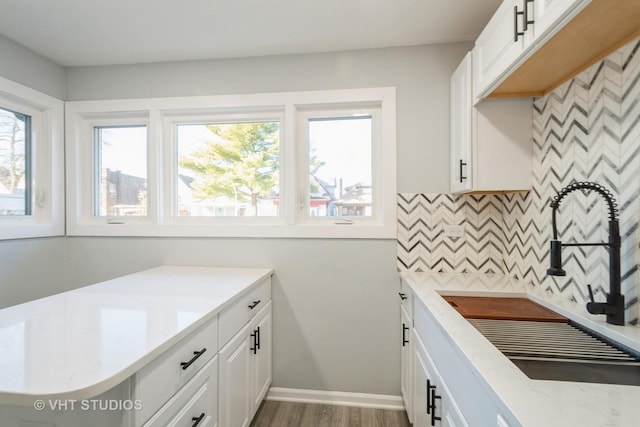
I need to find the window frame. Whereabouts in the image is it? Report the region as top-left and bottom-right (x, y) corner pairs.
(297, 106), (382, 225)
(0, 76), (64, 240)
(93, 122), (150, 219)
(164, 110), (285, 225)
(65, 88), (396, 238)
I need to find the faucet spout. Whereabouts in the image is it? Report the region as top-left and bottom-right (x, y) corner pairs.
(547, 182), (625, 326)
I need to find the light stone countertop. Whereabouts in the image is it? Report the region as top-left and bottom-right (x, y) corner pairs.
(0, 266), (273, 405)
(400, 271), (640, 427)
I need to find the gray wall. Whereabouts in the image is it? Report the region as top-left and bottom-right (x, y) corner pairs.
(66, 43), (470, 194)
(0, 33), (66, 99)
(0, 34), (67, 308)
(0, 40), (471, 395)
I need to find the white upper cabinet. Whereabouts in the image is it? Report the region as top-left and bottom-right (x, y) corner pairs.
(473, 0), (527, 102)
(474, 0), (590, 100)
(528, 0), (587, 43)
(450, 52), (473, 193)
(450, 52), (532, 194)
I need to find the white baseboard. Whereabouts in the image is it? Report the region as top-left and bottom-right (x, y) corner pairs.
(265, 387), (405, 411)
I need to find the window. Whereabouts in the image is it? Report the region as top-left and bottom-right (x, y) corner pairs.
(303, 113), (376, 220)
(66, 88), (396, 238)
(175, 120), (280, 217)
(94, 125), (148, 217)
(0, 76), (64, 240)
(0, 107), (31, 216)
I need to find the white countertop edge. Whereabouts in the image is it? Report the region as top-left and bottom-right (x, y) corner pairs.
(0, 266), (274, 406)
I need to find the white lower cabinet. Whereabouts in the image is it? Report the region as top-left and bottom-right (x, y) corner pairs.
(219, 300), (272, 427)
(143, 356), (218, 427)
(251, 301), (272, 411)
(400, 303), (413, 423)
(412, 299), (518, 427)
(413, 330), (467, 427)
(219, 322), (253, 427)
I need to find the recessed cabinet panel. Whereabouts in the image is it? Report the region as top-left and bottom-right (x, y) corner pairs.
(218, 322), (253, 427)
(219, 278), (271, 349)
(135, 317), (218, 426)
(474, 0), (590, 99)
(450, 52), (473, 193)
(400, 303), (413, 424)
(528, 0), (588, 45)
(251, 301), (272, 414)
(451, 52), (532, 194)
(473, 0), (526, 101)
(142, 356), (218, 427)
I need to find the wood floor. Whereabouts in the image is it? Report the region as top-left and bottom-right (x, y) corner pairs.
(250, 400), (411, 427)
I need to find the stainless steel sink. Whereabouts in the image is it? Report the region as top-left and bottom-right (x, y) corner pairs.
(469, 318), (640, 386)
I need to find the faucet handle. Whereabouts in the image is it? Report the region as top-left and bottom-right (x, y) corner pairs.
(587, 284), (595, 303)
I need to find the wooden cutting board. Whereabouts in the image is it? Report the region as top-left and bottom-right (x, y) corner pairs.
(442, 296), (567, 323)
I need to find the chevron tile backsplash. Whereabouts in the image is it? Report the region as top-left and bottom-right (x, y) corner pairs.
(398, 36), (640, 323)
(397, 193), (504, 273)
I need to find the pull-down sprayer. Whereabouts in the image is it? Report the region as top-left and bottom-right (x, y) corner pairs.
(547, 181), (625, 325)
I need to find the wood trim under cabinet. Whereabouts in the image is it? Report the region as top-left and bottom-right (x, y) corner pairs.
(490, 0), (640, 98)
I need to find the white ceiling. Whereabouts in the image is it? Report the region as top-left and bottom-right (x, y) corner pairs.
(0, 0), (501, 67)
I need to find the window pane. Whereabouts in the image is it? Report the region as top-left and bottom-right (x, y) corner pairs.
(308, 116), (372, 217)
(177, 121), (279, 217)
(0, 107), (30, 216)
(95, 126), (147, 216)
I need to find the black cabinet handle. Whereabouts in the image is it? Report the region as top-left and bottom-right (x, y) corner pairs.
(192, 413), (205, 427)
(523, 0), (534, 31)
(256, 326), (261, 350)
(426, 379), (435, 414)
(459, 159), (467, 183)
(398, 292), (407, 301)
(513, 5), (525, 42)
(430, 388), (442, 426)
(250, 329), (258, 354)
(180, 348), (207, 370)
(248, 300), (261, 309)
(402, 324), (409, 347)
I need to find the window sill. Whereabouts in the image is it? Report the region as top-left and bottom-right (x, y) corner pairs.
(66, 222), (396, 239)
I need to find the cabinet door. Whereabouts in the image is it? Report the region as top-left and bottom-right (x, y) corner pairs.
(251, 301), (272, 416)
(473, 0), (526, 100)
(529, 0), (588, 43)
(400, 304), (413, 423)
(450, 52), (473, 193)
(219, 322), (252, 427)
(413, 331), (443, 427)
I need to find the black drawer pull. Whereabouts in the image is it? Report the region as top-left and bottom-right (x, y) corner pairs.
(430, 388), (441, 426)
(248, 300), (261, 309)
(250, 330), (258, 354)
(250, 326), (262, 354)
(523, 0), (534, 31)
(180, 348), (207, 370)
(398, 292), (407, 301)
(192, 413), (205, 427)
(513, 5), (525, 42)
(459, 159), (468, 183)
(402, 324), (409, 347)
(426, 379), (435, 414)
(256, 326), (260, 350)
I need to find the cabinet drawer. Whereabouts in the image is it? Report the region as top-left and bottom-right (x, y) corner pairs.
(142, 356), (218, 427)
(135, 318), (218, 425)
(219, 278), (271, 348)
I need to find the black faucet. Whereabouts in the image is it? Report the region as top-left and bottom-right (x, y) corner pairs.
(547, 181), (625, 325)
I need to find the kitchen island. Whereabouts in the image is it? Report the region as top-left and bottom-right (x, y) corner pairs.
(400, 271), (640, 427)
(0, 266), (273, 427)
